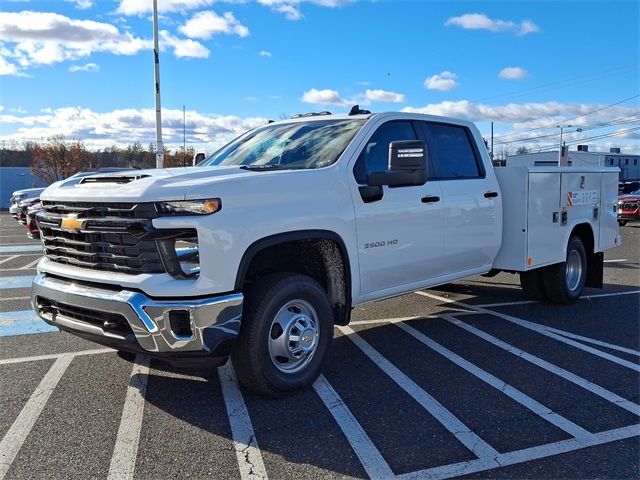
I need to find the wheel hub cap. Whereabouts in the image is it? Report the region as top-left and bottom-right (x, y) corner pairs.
(268, 300), (320, 373)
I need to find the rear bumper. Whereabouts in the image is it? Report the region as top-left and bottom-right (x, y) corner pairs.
(32, 273), (243, 367)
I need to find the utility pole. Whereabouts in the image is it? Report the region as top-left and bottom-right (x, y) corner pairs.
(490, 122), (494, 161)
(557, 125), (568, 165)
(152, 0), (164, 168)
(183, 105), (186, 167)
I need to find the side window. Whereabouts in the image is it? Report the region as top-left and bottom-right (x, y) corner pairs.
(353, 121), (416, 184)
(422, 123), (483, 179)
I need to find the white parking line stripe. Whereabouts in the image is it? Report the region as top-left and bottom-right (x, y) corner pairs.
(543, 327), (640, 357)
(0, 348), (113, 365)
(338, 325), (500, 460)
(0, 255), (19, 266)
(604, 258), (629, 262)
(417, 291), (640, 371)
(107, 355), (150, 480)
(19, 259), (40, 270)
(397, 424), (640, 480)
(582, 290), (640, 299)
(0, 246), (41, 253)
(446, 317), (640, 416)
(477, 310), (640, 372)
(219, 362), (268, 480)
(313, 375), (394, 479)
(0, 296), (30, 302)
(0, 354), (73, 480)
(0, 253), (41, 257)
(350, 315), (426, 326)
(395, 320), (596, 440)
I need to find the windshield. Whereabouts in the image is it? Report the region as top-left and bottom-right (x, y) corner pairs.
(200, 119), (365, 170)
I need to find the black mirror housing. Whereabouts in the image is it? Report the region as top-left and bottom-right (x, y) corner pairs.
(367, 140), (427, 188)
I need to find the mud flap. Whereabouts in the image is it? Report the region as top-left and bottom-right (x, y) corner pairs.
(586, 251), (604, 288)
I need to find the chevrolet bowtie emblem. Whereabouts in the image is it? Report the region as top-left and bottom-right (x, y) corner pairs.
(60, 214), (85, 233)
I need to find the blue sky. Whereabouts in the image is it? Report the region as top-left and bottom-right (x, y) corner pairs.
(0, 0), (638, 154)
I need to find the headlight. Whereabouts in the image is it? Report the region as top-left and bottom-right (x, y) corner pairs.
(156, 199), (221, 216)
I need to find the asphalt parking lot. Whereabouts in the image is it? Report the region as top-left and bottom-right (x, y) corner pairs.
(0, 212), (638, 480)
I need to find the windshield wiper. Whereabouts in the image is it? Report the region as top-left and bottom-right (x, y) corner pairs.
(239, 164), (289, 171)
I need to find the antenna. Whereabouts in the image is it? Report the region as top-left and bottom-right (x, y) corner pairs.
(152, 0), (164, 168)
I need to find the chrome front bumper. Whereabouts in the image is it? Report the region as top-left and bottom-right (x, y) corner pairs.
(32, 273), (243, 357)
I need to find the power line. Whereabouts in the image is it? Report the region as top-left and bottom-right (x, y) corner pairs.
(473, 64), (638, 104)
(493, 93), (640, 142)
(497, 114), (640, 146)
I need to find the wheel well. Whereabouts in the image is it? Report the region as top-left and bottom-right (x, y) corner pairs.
(570, 223), (594, 254)
(237, 235), (351, 325)
(570, 223), (603, 288)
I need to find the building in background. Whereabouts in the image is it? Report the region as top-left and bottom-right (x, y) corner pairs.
(507, 146), (640, 182)
(0, 167), (47, 209)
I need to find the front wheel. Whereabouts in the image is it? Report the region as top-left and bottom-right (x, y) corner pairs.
(618, 220), (628, 226)
(231, 273), (333, 397)
(543, 236), (587, 304)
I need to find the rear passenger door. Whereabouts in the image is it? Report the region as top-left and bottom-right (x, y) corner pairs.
(419, 122), (501, 275)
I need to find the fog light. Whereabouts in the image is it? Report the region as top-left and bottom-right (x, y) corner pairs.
(175, 238), (200, 277)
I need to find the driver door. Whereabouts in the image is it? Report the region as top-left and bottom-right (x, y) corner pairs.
(350, 120), (445, 298)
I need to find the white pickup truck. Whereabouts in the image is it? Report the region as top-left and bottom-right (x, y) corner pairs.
(32, 111), (621, 396)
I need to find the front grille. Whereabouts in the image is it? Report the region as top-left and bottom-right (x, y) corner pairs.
(37, 297), (133, 336)
(38, 202), (194, 275)
(619, 202), (639, 211)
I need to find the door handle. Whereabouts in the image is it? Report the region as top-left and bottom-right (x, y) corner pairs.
(421, 195), (440, 203)
(484, 191), (499, 198)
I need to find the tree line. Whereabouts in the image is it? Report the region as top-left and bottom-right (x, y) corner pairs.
(0, 136), (197, 185)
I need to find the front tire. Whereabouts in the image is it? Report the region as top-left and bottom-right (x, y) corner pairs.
(231, 273), (333, 397)
(543, 236), (587, 304)
(618, 220), (628, 226)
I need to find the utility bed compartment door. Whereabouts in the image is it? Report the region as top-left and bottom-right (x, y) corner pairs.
(526, 172), (563, 267)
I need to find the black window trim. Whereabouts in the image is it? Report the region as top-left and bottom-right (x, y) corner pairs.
(419, 120), (486, 181)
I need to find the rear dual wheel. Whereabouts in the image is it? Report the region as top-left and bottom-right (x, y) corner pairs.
(519, 236), (587, 304)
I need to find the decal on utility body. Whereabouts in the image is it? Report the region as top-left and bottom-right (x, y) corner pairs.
(364, 240), (399, 249)
(567, 190), (599, 208)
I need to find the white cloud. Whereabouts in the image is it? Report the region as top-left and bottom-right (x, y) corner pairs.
(364, 89), (406, 103)
(0, 106), (267, 151)
(499, 66), (528, 80)
(0, 55), (19, 76)
(259, 50), (272, 57)
(160, 30), (210, 58)
(116, 0), (215, 16)
(301, 88), (347, 106)
(65, 0), (93, 9)
(0, 11), (150, 74)
(401, 100), (640, 154)
(445, 13), (539, 36)
(258, 0), (354, 20)
(424, 71), (458, 91)
(69, 62), (99, 72)
(179, 11), (249, 40)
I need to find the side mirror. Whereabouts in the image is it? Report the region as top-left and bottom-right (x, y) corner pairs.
(367, 140), (427, 188)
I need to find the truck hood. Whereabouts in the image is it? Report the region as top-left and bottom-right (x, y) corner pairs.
(40, 166), (265, 203)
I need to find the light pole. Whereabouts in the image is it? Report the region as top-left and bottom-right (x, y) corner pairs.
(556, 125), (582, 165)
(152, 0), (164, 168)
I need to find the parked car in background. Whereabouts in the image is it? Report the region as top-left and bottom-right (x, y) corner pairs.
(26, 201), (43, 239)
(617, 189), (640, 226)
(17, 197), (41, 224)
(9, 188), (45, 218)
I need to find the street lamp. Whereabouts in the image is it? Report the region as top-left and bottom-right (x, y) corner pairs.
(556, 125), (583, 165)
